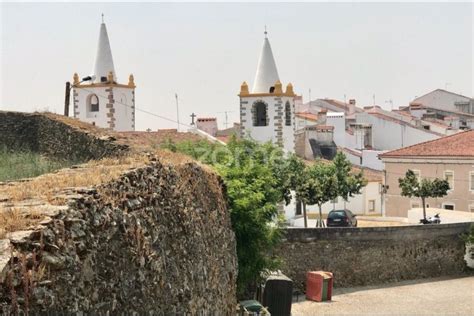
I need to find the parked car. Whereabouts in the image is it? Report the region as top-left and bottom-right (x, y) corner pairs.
(327, 209), (358, 227)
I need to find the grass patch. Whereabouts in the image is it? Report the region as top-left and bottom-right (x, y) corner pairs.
(0, 147), (75, 182)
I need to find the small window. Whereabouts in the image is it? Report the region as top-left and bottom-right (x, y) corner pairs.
(470, 172), (474, 191)
(87, 94), (99, 112)
(253, 101), (268, 126)
(442, 203), (455, 211)
(285, 102), (292, 126)
(411, 201), (420, 209)
(444, 171), (454, 191)
(469, 205), (474, 213)
(368, 200), (375, 212)
(412, 170), (421, 182)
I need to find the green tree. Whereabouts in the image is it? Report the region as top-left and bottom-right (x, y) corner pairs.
(332, 152), (367, 208)
(285, 154), (309, 227)
(162, 137), (290, 296)
(305, 163), (339, 227)
(398, 170), (450, 221)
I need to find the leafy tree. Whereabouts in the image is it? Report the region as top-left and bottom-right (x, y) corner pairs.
(332, 152), (367, 208)
(398, 170), (450, 221)
(285, 154), (309, 227)
(162, 137), (290, 296)
(305, 163), (339, 227)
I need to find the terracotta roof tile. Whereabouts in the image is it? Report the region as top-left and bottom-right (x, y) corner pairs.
(380, 130), (474, 158)
(295, 112), (319, 121)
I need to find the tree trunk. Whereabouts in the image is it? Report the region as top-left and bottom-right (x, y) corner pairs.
(303, 201), (307, 228)
(422, 197), (427, 221)
(316, 204), (325, 227)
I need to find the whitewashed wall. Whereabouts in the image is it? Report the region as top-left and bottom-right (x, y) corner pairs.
(326, 112), (345, 147)
(355, 112), (439, 150)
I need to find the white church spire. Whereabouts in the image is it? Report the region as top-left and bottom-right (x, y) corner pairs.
(252, 27), (280, 93)
(93, 14), (116, 83)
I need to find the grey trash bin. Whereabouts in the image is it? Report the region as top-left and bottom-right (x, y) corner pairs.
(260, 273), (293, 316)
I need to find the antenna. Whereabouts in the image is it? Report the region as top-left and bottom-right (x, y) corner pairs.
(101, 13), (104, 23)
(175, 93), (180, 131)
(264, 25), (267, 38)
(217, 110), (235, 129)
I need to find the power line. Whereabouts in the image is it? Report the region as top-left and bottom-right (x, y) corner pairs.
(76, 86), (193, 129)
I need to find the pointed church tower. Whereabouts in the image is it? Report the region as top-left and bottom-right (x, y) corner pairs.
(72, 15), (135, 131)
(252, 31), (280, 93)
(93, 20), (116, 83)
(239, 29), (296, 152)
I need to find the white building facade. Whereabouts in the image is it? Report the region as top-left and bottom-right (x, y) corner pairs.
(72, 20), (135, 131)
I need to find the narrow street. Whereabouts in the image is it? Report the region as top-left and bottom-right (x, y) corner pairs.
(292, 276), (474, 316)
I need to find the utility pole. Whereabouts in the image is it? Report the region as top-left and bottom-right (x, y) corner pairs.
(175, 93), (180, 131)
(64, 81), (71, 116)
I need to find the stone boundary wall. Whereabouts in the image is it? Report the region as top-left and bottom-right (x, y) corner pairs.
(0, 111), (128, 161)
(0, 160), (237, 314)
(277, 223), (472, 289)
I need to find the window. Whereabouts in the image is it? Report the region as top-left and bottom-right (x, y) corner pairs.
(444, 171), (454, 191)
(469, 205), (474, 213)
(253, 101), (268, 126)
(470, 172), (474, 192)
(285, 102), (292, 126)
(368, 200), (376, 212)
(442, 203), (455, 211)
(411, 201), (420, 209)
(412, 170), (421, 182)
(87, 94), (99, 112)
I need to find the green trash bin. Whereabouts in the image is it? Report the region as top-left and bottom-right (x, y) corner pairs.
(240, 300), (263, 313)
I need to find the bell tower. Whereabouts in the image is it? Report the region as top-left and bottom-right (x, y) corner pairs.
(72, 16), (136, 131)
(239, 29), (296, 152)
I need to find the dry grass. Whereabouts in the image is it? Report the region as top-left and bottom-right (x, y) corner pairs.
(0, 208), (44, 238)
(0, 154), (149, 205)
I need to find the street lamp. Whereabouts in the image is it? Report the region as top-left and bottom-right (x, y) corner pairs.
(64, 75), (96, 116)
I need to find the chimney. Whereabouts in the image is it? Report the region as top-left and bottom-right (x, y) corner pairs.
(348, 99), (356, 115)
(318, 108), (327, 124)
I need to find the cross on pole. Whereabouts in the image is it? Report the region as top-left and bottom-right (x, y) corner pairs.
(190, 112), (197, 125)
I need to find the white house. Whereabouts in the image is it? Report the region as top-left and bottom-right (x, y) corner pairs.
(72, 18), (135, 131)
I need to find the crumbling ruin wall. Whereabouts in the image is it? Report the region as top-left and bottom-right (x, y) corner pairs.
(0, 111), (128, 161)
(0, 159), (237, 314)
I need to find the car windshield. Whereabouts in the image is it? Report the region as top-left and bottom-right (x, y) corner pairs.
(328, 211), (346, 219)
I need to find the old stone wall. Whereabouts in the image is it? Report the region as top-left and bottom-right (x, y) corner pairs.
(0, 159), (237, 314)
(277, 223), (471, 290)
(0, 111), (128, 161)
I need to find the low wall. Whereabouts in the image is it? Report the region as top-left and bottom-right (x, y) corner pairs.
(0, 111), (128, 161)
(0, 160), (237, 314)
(277, 223), (471, 289)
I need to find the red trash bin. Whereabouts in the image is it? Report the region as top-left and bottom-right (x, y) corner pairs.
(306, 271), (333, 302)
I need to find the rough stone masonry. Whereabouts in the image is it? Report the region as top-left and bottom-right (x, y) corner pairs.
(0, 159), (237, 314)
(0, 111), (238, 314)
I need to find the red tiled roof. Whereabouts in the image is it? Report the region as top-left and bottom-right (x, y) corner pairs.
(197, 117), (217, 121)
(380, 130), (474, 158)
(295, 112), (319, 121)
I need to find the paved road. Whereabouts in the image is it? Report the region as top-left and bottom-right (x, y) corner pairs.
(292, 276), (474, 316)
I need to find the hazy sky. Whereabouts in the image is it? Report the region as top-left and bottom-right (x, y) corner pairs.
(1, 2), (472, 130)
